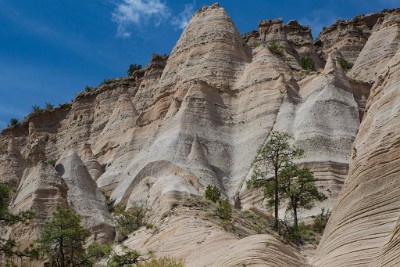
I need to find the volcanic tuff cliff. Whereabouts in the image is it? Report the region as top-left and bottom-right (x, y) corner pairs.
(1, 3), (400, 266)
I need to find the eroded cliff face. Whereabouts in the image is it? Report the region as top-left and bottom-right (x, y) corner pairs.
(1, 3), (399, 266)
(313, 15), (400, 267)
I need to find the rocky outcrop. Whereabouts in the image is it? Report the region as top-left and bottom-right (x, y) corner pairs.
(315, 13), (382, 63)
(315, 9), (400, 68)
(56, 149), (114, 242)
(349, 9), (400, 83)
(244, 18), (324, 70)
(8, 162), (68, 249)
(2, 2), (361, 235)
(81, 143), (103, 181)
(239, 53), (360, 216)
(313, 32), (400, 267)
(0, 138), (25, 187)
(119, 201), (310, 267)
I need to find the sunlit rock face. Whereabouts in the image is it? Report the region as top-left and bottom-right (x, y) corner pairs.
(3, 3), (400, 266)
(313, 23), (400, 267)
(349, 10), (400, 83)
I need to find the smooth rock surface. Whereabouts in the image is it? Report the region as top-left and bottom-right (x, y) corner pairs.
(313, 35), (400, 267)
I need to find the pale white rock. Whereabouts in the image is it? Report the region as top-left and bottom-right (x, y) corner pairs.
(314, 38), (400, 267)
(349, 10), (400, 83)
(56, 149), (114, 242)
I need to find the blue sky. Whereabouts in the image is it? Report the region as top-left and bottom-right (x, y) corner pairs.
(0, 0), (399, 129)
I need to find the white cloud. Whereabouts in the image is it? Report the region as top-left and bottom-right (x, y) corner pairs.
(112, 0), (171, 38)
(172, 3), (195, 30)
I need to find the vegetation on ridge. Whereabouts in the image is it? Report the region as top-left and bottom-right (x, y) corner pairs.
(9, 118), (19, 126)
(127, 63), (142, 76)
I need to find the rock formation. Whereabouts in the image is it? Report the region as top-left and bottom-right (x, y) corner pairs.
(349, 9), (400, 83)
(313, 26), (400, 267)
(2, 3), (400, 266)
(8, 162), (68, 250)
(56, 149), (114, 242)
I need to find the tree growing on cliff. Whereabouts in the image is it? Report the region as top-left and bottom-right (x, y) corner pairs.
(36, 206), (110, 267)
(247, 131), (304, 231)
(127, 64), (142, 76)
(278, 163), (327, 230)
(9, 118), (19, 126)
(0, 183), (38, 265)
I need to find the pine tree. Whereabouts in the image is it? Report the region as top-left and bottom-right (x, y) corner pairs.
(36, 206), (109, 267)
(0, 183), (37, 265)
(247, 131), (303, 231)
(279, 164), (327, 230)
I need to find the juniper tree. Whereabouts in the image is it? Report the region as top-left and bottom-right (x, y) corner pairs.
(247, 131), (303, 230)
(0, 183), (37, 265)
(127, 64), (142, 76)
(36, 206), (109, 267)
(279, 163), (327, 230)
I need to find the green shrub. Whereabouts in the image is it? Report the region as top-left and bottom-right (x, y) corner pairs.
(314, 208), (331, 233)
(32, 105), (43, 113)
(60, 102), (73, 109)
(205, 185), (221, 203)
(100, 189), (115, 212)
(9, 118), (19, 126)
(108, 247), (141, 266)
(251, 41), (260, 48)
(46, 159), (57, 167)
(216, 199), (232, 221)
(355, 26), (364, 33)
(101, 78), (115, 85)
(280, 221), (317, 245)
(113, 204), (147, 242)
(337, 57), (353, 71)
(85, 86), (96, 92)
(138, 256), (184, 267)
(300, 56), (315, 71)
(44, 102), (54, 111)
(146, 223), (155, 229)
(268, 42), (284, 56)
(222, 83), (231, 91)
(108, 247), (183, 267)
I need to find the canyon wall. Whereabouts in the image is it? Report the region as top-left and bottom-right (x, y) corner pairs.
(1, 3), (400, 266)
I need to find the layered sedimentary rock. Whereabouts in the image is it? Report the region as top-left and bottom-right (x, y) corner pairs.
(349, 9), (400, 83)
(122, 210), (310, 267)
(244, 18), (323, 70)
(315, 13), (382, 63)
(7, 162), (68, 249)
(2, 3), (400, 266)
(277, 55), (359, 215)
(56, 149), (114, 242)
(0, 138), (25, 187)
(313, 32), (400, 267)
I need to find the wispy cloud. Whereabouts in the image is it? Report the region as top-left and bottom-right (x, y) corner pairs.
(112, 0), (196, 37)
(112, 0), (171, 38)
(172, 3), (195, 30)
